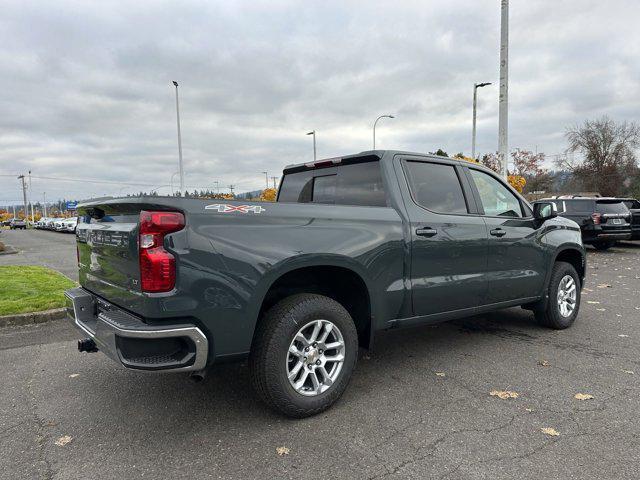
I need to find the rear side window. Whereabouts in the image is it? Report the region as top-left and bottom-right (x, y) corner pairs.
(597, 201), (629, 214)
(278, 161), (386, 206)
(564, 200), (593, 213)
(403, 161), (468, 213)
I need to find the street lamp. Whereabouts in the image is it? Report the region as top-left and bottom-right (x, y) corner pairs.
(170, 171), (180, 194)
(373, 115), (394, 149)
(306, 130), (316, 162)
(471, 82), (492, 160)
(172, 81), (185, 195)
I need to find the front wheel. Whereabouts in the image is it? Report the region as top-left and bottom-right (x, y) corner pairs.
(534, 261), (581, 329)
(249, 294), (358, 418)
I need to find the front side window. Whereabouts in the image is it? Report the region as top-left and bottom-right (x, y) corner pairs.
(312, 175), (337, 204)
(469, 169), (522, 217)
(403, 161), (468, 213)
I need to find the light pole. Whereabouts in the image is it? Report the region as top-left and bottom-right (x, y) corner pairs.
(261, 171), (269, 189)
(28, 170), (34, 222)
(43, 192), (47, 218)
(173, 81), (185, 194)
(373, 115), (394, 149)
(498, 0), (509, 178)
(170, 171), (180, 195)
(306, 130), (316, 162)
(472, 83), (491, 160)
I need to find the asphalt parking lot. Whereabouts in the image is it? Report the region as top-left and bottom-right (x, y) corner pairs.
(0, 229), (78, 281)
(1, 231), (639, 479)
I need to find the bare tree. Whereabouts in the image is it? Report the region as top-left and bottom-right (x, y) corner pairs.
(511, 149), (552, 192)
(562, 116), (640, 196)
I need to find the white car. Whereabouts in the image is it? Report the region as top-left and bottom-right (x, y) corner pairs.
(62, 217), (78, 233)
(54, 219), (65, 231)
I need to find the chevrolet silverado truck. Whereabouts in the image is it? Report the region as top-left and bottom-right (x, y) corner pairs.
(66, 150), (585, 417)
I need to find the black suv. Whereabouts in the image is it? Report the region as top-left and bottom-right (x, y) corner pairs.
(621, 198), (640, 240)
(534, 197), (631, 250)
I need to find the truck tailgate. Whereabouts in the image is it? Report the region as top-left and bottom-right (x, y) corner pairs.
(77, 213), (141, 309)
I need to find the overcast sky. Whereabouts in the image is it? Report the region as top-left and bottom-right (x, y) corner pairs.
(1, 0), (639, 204)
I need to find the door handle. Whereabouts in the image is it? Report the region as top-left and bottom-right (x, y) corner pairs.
(490, 228), (506, 237)
(416, 227), (437, 237)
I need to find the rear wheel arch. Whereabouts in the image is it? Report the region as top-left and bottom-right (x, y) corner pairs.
(252, 264), (373, 350)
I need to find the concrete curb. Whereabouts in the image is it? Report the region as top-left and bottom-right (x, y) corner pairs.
(0, 308), (66, 328)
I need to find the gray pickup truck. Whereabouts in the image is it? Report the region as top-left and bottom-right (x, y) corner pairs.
(66, 150), (585, 417)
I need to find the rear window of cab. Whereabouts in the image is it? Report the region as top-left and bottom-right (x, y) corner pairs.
(277, 161), (387, 207)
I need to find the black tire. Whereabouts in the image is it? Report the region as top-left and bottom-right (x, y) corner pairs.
(534, 261), (581, 329)
(249, 293), (358, 418)
(593, 241), (613, 251)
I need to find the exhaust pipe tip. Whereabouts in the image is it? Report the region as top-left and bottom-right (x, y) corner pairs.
(78, 338), (98, 353)
(189, 370), (207, 383)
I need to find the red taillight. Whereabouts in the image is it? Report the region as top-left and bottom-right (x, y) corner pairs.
(139, 211), (185, 293)
(591, 213), (601, 225)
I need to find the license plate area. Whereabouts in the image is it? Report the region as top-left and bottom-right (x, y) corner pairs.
(612, 218), (622, 225)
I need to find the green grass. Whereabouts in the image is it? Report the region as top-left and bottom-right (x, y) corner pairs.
(0, 266), (76, 316)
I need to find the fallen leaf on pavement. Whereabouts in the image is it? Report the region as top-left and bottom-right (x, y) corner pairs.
(490, 390), (518, 399)
(435, 372), (445, 377)
(574, 393), (594, 400)
(618, 334), (629, 338)
(276, 446), (290, 456)
(55, 435), (73, 447)
(596, 284), (612, 288)
(525, 408), (534, 412)
(587, 301), (600, 304)
(537, 360), (550, 367)
(596, 308), (606, 311)
(622, 370), (634, 375)
(69, 374), (79, 378)
(541, 427), (560, 437)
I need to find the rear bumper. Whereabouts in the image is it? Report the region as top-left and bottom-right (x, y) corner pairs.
(582, 229), (631, 243)
(65, 287), (208, 372)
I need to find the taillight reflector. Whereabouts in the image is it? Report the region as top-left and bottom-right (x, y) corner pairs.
(591, 213), (601, 225)
(139, 211), (185, 293)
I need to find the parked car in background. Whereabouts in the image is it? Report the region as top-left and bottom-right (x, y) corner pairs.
(534, 196), (631, 250)
(1, 220), (12, 227)
(67, 150), (586, 417)
(44, 218), (57, 229)
(61, 217), (78, 233)
(54, 219), (65, 231)
(9, 219), (27, 230)
(621, 198), (640, 240)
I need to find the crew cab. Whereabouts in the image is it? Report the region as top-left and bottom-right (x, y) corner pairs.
(66, 151), (585, 417)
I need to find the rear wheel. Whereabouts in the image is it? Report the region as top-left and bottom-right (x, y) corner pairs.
(249, 294), (358, 418)
(593, 241), (614, 251)
(534, 261), (581, 329)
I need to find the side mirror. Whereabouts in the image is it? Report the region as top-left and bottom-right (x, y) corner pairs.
(533, 202), (557, 220)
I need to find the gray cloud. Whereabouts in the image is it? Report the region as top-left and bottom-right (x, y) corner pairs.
(1, 0), (639, 203)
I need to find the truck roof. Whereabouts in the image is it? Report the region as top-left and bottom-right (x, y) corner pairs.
(282, 150), (495, 174)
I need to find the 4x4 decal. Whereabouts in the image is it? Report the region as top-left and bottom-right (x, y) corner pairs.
(205, 204), (265, 214)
